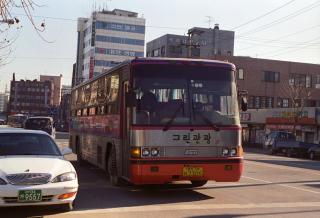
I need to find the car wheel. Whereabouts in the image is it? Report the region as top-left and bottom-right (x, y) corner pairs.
(190, 180), (207, 187)
(59, 202), (73, 212)
(107, 146), (121, 186)
(309, 151), (315, 160)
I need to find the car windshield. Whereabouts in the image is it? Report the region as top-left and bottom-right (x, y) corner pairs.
(132, 64), (239, 126)
(0, 133), (61, 156)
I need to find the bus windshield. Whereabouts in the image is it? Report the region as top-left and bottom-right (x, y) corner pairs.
(132, 64), (240, 126)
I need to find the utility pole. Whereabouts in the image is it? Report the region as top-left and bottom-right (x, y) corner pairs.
(181, 29), (204, 58)
(206, 16), (214, 28)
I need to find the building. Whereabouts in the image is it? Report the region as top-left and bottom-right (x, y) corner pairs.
(146, 24), (234, 58)
(61, 85), (71, 96)
(40, 75), (62, 106)
(211, 55), (320, 145)
(0, 92), (9, 112)
(58, 93), (71, 131)
(213, 55), (320, 109)
(8, 75), (54, 116)
(75, 9), (146, 85)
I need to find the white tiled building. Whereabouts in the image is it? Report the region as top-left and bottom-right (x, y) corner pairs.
(75, 9), (145, 85)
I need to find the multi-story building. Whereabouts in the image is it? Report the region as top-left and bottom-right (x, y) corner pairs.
(40, 75), (62, 106)
(74, 9), (145, 85)
(61, 85), (71, 96)
(212, 55), (320, 145)
(0, 92), (9, 112)
(8, 74), (54, 116)
(147, 24), (234, 58)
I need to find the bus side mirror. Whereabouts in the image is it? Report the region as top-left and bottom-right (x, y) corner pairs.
(241, 97), (248, 112)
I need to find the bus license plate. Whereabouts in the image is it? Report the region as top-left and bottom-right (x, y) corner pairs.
(183, 167), (203, 177)
(18, 190), (42, 202)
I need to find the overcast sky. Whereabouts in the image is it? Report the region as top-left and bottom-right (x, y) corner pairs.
(0, 0), (319, 91)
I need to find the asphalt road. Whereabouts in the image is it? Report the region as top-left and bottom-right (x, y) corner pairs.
(2, 133), (320, 218)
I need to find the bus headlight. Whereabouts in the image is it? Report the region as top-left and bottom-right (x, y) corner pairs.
(222, 148), (229, 156)
(142, 148), (150, 157)
(151, 148), (160, 157)
(230, 148), (237, 156)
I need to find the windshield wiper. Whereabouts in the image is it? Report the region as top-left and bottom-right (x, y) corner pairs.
(163, 102), (185, 131)
(197, 112), (220, 131)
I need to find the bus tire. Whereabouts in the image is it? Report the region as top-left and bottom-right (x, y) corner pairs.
(76, 138), (84, 166)
(108, 146), (121, 186)
(190, 180), (207, 187)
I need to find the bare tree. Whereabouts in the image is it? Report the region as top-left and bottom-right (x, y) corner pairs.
(280, 75), (312, 138)
(0, 0), (47, 66)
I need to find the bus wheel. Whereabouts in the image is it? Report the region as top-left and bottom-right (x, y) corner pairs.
(190, 180), (207, 187)
(108, 146), (121, 186)
(76, 141), (84, 166)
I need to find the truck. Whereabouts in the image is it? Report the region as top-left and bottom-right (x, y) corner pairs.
(265, 131), (319, 157)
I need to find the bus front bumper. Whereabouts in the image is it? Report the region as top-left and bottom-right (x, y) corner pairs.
(130, 157), (243, 185)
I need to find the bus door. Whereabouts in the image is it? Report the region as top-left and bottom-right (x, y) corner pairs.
(121, 81), (131, 178)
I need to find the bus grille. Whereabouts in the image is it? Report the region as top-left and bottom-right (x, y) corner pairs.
(6, 173), (51, 185)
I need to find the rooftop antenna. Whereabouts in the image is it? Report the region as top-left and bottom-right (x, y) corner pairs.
(206, 16), (214, 28)
(105, 0), (112, 11)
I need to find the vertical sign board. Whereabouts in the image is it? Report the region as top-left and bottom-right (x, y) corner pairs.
(89, 57), (94, 79)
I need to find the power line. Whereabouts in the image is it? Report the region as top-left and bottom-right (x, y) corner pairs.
(260, 35), (320, 57)
(236, 24), (320, 51)
(230, 0), (296, 30)
(238, 0), (320, 37)
(11, 13), (187, 30)
(6, 57), (74, 60)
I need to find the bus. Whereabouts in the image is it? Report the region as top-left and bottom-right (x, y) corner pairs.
(7, 114), (28, 128)
(70, 58), (247, 187)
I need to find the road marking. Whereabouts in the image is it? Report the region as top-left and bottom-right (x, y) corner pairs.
(245, 159), (320, 177)
(65, 201), (320, 215)
(243, 176), (320, 195)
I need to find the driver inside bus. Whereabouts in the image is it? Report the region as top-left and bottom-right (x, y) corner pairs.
(140, 88), (158, 113)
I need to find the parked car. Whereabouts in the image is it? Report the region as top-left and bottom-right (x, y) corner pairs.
(0, 119), (5, 125)
(307, 145), (320, 160)
(24, 117), (56, 138)
(265, 131), (319, 157)
(0, 129), (78, 211)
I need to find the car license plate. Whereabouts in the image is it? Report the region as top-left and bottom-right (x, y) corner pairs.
(182, 167), (203, 177)
(18, 190), (42, 202)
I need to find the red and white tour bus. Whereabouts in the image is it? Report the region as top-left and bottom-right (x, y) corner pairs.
(70, 58), (246, 187)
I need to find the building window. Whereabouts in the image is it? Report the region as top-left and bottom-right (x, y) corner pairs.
(267, 97), (273, 108)
(254, 96), (260, 109)
(238, 69), (244, 80)
(248, 96), (254, 109)
(306, 75), (311, 88)
(314, 75), (320, 89)
(263, 71), (280, 83)
(153, 49), (159, 57)
(282, 98), (289, 108)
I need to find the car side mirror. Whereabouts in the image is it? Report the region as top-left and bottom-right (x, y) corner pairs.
(61, 147), (73, 156)
(241, 97), (248, 112)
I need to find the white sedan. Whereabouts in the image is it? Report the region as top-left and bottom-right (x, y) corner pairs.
(0, 129), (78, 211)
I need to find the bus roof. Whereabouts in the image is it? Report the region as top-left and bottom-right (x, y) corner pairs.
(72, 57), (235, 90)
